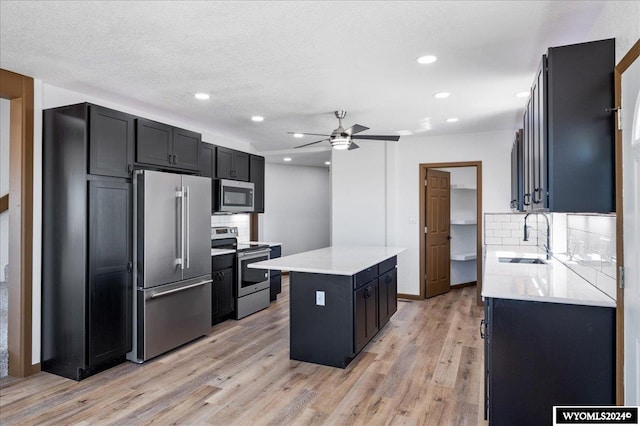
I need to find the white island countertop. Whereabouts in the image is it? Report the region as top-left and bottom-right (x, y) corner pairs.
(482, 245), (615, 308)
(249, 246), (406, 276)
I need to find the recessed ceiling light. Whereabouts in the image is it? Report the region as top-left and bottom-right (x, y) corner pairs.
(446, 117), (459, 123)
(293, 133), (304, 138)
(325, 161), (331, 165)
(434, 92), (450, 99)
(283, 157), (292, 162)
(194, 93), (210, 100)
(397, 130), (413, 136)
(251, 116), (264, 122)
(515, 91), (529, 98)
(417, 55), (437, 64)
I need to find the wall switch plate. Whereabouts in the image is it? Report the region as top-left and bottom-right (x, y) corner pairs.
(316, 291), (325, 306)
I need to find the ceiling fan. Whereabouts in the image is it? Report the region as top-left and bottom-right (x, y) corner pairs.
(289, 111), (400, 151)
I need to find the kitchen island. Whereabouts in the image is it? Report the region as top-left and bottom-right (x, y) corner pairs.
(250, 246), (406, 368)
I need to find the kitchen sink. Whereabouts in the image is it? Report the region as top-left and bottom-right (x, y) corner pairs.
(498, 257), (546, 264)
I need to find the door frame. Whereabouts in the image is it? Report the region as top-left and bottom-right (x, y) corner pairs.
(0, 68), (36, 377)
(419, 161), (483, 305)
(614, 39), (640, 406)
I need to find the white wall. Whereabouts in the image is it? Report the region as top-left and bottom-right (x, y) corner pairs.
(587, 1), (640, 63)
(331, 142), (388, 246)
(0, 99), (9, 282)
(331, 129), (514, 296)
(259, 163), (330, 256)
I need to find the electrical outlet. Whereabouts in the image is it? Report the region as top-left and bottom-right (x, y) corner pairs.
(316, 291), (325, 306)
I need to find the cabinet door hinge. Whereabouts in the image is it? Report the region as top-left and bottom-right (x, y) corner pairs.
(424, 226), (428, 234)
(619, 266), (625, 289)
(424, 179), (428, 187)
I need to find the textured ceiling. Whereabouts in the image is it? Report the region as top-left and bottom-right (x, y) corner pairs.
(0, 1), (608, 167)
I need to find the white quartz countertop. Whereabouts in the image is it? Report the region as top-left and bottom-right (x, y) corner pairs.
(482, 245), (615, 308)
(211, 248), (236, 256)
(248, 246), (406, 275)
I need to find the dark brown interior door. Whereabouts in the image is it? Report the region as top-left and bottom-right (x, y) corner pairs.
(425, 169), (451, 298)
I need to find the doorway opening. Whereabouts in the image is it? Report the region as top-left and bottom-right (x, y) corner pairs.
(419, 161), (482, 304)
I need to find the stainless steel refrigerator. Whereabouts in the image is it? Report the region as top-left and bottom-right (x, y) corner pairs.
(128, 170), (212, 363)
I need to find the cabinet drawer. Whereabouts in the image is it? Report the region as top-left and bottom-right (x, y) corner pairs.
(354, 265), (378, 289)
(212, 253), (235, 271)
(378, 256), (397, 275)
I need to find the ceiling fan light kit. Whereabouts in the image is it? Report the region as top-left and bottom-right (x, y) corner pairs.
(291, 110), (401, 151)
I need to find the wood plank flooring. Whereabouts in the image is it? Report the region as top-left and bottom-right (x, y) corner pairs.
(0, 277), (486, 425)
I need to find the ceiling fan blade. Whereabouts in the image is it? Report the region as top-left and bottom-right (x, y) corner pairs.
(294, 139), (329, 148)
(348, 141), (360, 151)
(351, 134), (401, 141)
(344, 124), (369, 135)
(287, 132), (331, 137)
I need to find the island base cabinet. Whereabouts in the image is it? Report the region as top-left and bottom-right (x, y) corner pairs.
(289, 255), (398, 368)
(289, 272), (355, 368)
(485, 297), (615, 426)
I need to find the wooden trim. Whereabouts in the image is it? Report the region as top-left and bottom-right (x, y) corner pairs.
(249, 213), (259, 241)
(0, 193), (7, 213)
(1, 68), (36, 377)
(397, 293), (422, 300)
(614, 39), (640, 406)
(419, 161), (483, 305)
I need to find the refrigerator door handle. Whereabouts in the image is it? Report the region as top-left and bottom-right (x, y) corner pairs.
(176, 188), (185, 269)
(149, 279), (213, 299)
(185, 185), (190, 269)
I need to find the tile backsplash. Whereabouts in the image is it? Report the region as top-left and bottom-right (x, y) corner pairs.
(558, 213), (616, 299)
(211, 214), (251, 241)
(484, 213), (537, 246)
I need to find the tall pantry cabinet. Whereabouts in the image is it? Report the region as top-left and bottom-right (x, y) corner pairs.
(42, 103), (133, 380)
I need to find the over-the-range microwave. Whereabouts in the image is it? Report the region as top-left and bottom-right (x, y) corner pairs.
(213, 179), (255, 213)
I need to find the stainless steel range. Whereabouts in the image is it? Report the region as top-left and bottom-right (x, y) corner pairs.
(211, 227), (271, 319)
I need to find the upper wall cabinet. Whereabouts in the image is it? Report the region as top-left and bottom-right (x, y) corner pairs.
(216, 146), (249, 181)
(510, 130), (523, 211)
(200, 142), (216, 178)
(136, 117), (200, 172)
(520, 38), (615, 213)
(250, 154), (265, 213)
(88, 104), (135, 178)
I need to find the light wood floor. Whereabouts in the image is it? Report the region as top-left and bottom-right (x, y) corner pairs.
(0, 278), (486, 425)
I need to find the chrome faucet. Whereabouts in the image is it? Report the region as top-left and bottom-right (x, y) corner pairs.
(524, 212), (552, 260)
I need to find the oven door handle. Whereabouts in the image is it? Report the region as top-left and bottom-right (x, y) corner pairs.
(237, 249), (271, 259)
(150, 279), (212, 300)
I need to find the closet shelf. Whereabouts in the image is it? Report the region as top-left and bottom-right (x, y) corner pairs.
(451, 252), (477, 261)
(451, 219), (477, 225)
(450, 184), (477, 190)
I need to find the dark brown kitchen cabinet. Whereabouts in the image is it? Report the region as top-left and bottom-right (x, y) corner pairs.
(88, 180), (132, 366)
(136, 117), (201, 172)
(216, 146), (249, 181)
(43, 103), (132, 380)
(354, 279), (379, 353)
(200, 142), (216, 178)
(250, 154), (265, 213)
(269, 245), (282, 301)
(510, 130), (523, 211)
(483, 297), (615, 425)
(519, 38), (615, 213)
(378, 266), (397, 328)
(211, 253), (235, 324)
(89, 105), (134, 178)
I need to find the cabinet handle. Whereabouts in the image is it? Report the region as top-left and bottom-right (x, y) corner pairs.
(168, 153), (173, 164)
(385, 275), (392, 284)
(523, 193), (531, 206)
(127, 262), (132, 272)
(364, 286), (372, 298)
(533, 188), (542, 204)
(128, 164), (133, 175)
(480, 319), (485, 339)
(173, 154), (177, 164)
